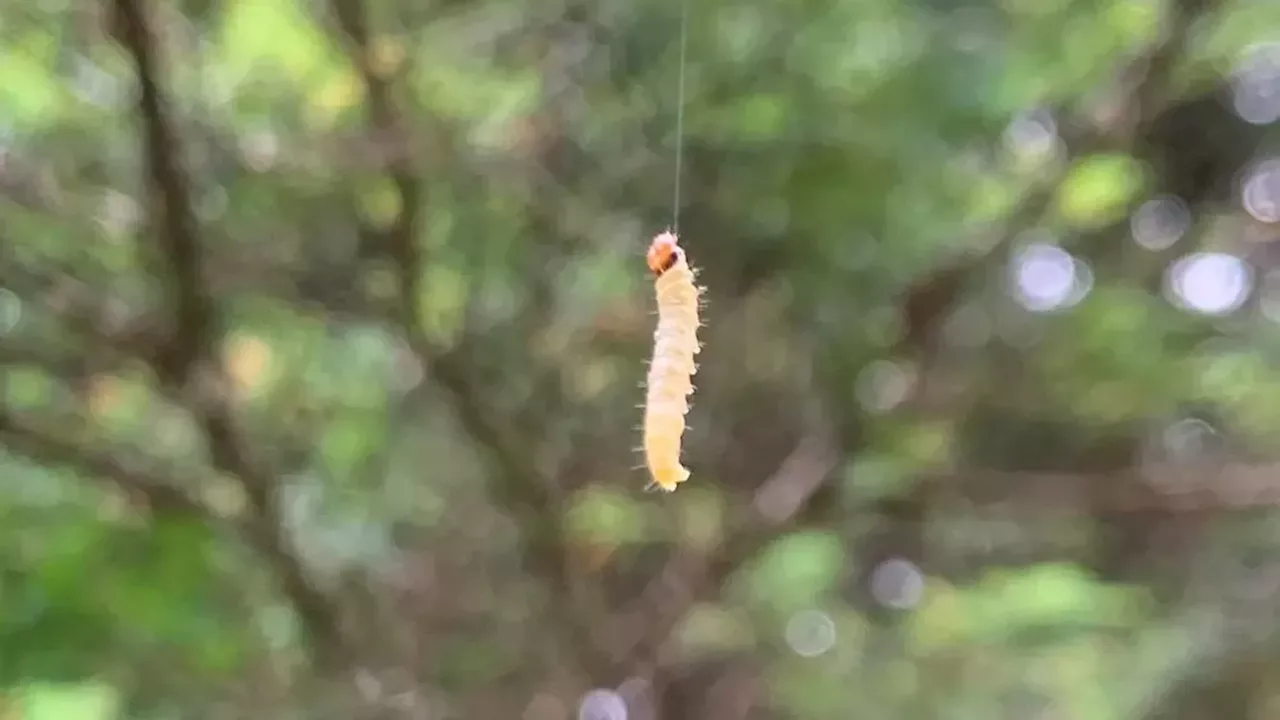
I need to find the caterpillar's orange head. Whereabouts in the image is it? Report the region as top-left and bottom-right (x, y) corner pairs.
(647, 231), (681, 276)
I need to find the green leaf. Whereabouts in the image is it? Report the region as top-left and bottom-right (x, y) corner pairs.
(3, 367), (56, 410)
(1055, 154), (1146, 229)
(565, 487), (648, 546)
(672, 603), (756, 660)
(20, 682), (119, 720)
(320, 413), (378, 481)
(729, 93), (788, 141)
(745, 531), (846, 614)
(0, 44), (65, 127)
(843, 454), (910, 501)
(418, 263), (468, 348)
(215, 0), (330, 82)
(968, 564), (1142, 642)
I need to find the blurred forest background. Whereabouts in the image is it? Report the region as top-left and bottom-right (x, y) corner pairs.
(2, 0), (1280, 717)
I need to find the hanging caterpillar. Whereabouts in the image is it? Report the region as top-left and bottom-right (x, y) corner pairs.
(643, 231), (702, 492)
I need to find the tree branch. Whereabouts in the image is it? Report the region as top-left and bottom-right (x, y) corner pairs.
(328, 0), (424, 334)
(920, 461), (1280, 514)
(0, 405), (209, 519)
(111, 0), (213, 384)
(112, 0), (349, 668)
(328, 0), (613, 675)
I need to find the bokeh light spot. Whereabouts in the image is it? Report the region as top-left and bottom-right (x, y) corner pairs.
(1003, 108), (1059, 165)
(1232, 42), (1280, 126)
(870, 557), (924, 610)
(1165, 252), (1252, 316)
(784, 609), (837, 657)
(578, 689), (627, 720)
(1009, 243), (1091, 312)
(856, 360), (914, 413)
(1161, 418), (1223, 465)
(0, 288), (21, 335)
(1242, 158), (1280, 224)
(1131, 195), (1191, 250)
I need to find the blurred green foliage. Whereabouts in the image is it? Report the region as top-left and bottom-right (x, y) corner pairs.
(2, 0), (1280, 717)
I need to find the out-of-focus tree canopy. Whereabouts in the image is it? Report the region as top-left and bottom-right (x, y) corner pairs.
(2, 0), (1279, 717)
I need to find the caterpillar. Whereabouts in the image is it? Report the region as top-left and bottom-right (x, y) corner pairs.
(643, 231), (702, 492)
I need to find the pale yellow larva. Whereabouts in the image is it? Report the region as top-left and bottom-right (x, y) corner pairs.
(643, 231), (702, 492)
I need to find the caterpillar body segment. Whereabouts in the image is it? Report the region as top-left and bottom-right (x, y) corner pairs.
(642, 231), (702, 492)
